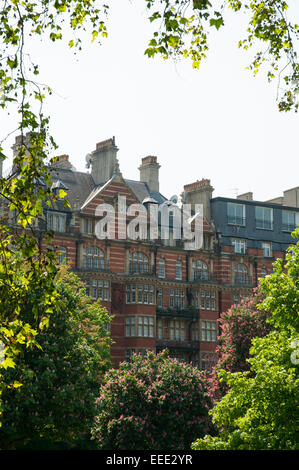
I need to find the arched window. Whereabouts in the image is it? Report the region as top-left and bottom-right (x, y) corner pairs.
(175, 260), (182, 280)
(192, 259), (208, 281)
(158, 258), (165, 278)
(83, 246), (105, 270)
(260, 268), (267, 278)
(129, 252), (149, 274)
(234, 263), (248, 284)
(58, 246), (67, 264)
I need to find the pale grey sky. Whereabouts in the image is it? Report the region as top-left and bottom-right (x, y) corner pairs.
(1, 1), (299, 203)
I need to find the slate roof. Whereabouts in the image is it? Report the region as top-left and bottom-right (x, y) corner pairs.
(48, 168), (168, 212)
(49, 167), (96, 210)
(125, 179), (167, 205)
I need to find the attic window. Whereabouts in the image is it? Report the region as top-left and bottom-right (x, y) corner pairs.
(47, 212), (66, 232)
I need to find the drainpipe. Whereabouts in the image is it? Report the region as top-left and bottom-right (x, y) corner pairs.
(253, 260), (258, 287)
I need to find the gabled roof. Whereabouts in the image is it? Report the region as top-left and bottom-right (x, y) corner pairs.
(48, 168), (168, 212)
(125, 179), (167, 205)
(49, 167), (95, 209)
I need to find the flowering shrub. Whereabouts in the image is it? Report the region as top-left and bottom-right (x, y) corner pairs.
(0, 269), (112, 449)
(91, 350), (215, 450)
(209, 289), (271, 401)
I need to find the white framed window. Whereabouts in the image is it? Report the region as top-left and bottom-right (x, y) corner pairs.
(158, 258), (165, 278)
(157, 319), (163, 339)
(192, 259), (208, 280)
(82, 218), (94, 234)
(227, 203), (245, 226)
(232, 238), (246, 254)
(170, 289), (174, 308)
(201, 320), (217, 342)
(262, 242), (272, 257)
(175, 289), (185, 309)
(175, 260), (182, 280)
(83, 246), (105, 269)
(157, 288), (163, 308)
(58, 246), (67, 264)
(191, 321), (200, 341)
(170, 319), (185, 341)
(200, 290), (216, 310)
(126, 284), (154, 304)
(98, 280), (110, 301)
(282, 210), (296, 232)
(125, 317), (136, 337)
(260, 268), (267, 277)
(90, 279), (110, 301)
(255, 206), (273, 230)
(129, 252), (149, 274)
(169, 289), (185, 309)
(234, 263), (249, 284)
(47, 212), (66, 232)
(138, 316), (154, 338)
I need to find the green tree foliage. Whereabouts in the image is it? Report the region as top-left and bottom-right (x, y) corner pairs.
(144, 0), (299, 112)
(91, 350), (215, 450)
(192, 229), (299, 450)
(0, 0), (298, 430)
(0, 0), (108, 425)
(0, 268), (112, 450)
(209, 289), (271, 401)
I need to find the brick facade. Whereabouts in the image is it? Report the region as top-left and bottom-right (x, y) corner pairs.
(3, 136), (299, 369)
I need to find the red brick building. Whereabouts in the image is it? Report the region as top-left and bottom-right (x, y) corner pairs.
(5, 135), (299, 368)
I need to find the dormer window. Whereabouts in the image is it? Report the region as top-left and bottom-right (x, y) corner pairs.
(82, 218), (94, 234)
(227, 203), (245, 226)
(47, 211), (66, 232)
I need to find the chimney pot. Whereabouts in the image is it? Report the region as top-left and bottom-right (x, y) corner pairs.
(91, 136), (119, 185)
(139, 155), (160, 193)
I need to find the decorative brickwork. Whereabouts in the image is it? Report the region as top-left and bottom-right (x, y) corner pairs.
(5, 135), (298, 368)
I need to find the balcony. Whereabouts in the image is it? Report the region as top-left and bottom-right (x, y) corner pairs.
(157, 306), (199, 319)
(156, 339), (200, 352)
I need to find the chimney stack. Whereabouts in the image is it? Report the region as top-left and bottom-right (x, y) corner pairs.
(237, 192), (253, 201)
(139, 156), (160, 193)
(90, 137), (119, 185)
(181, 178), (214, 220)
(54, 154), (73, 170)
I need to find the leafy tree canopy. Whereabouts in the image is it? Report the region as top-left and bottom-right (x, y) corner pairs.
(0, 0), (298, 425)
(209, 288), (271, 401)
(0, 267), (112, 450)
(192, 229), (299, 450)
